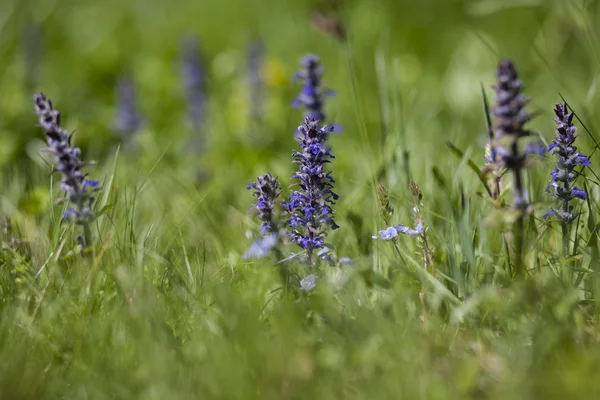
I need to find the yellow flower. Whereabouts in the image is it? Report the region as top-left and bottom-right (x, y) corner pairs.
(261, 59), (289, 88)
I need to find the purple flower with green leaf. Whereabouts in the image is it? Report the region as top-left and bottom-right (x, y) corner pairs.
(285, 117), (339, 261)
(34, 93), (100, 248)
(545, 103), (590, 240)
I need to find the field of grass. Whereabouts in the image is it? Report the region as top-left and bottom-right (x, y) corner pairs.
(2, 0), (600, 398)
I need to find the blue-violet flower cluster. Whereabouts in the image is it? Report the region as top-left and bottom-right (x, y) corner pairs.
(292, 54), (335, 124)
(545, 103), (590, 222)
(34, 93), (100, 248)
(247, 173), (281, 235)
(285, 117), (339, 256)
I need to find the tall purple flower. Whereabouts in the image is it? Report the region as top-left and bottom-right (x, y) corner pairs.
(491, 60), (542, 277)
(545, 103), (590, 257)
(492, 60), (536, 210)
(181, 37), (207, 133)
(33, 93), (100, 249)
(292, 54), (335, 124)
(285, 117), (339, 261)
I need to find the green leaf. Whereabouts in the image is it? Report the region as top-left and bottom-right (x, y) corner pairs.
(446, 141), (491, 197)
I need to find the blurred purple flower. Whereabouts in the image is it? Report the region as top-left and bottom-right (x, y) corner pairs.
(114, 76), (143, 145)
(34, 93), (100, 248)
(292, 54), (335, 124)
(243, 233), (278, 260)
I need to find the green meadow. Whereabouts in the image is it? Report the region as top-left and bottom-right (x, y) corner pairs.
(1, 0), (600, 398)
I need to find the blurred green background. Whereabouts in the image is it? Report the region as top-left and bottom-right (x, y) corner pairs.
(2, 0), (600, 398)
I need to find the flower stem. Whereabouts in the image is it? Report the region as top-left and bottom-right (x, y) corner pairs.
(82, 221), (93, 250)
(512, 144), (525, 278)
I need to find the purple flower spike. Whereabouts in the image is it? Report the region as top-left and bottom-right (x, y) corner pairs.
(492, 60), (535, 211)
(546, 103), (590, 225)
(286, 118), (338, 256)
(292, 54), (336, 126)
(34, 93), (100, 248)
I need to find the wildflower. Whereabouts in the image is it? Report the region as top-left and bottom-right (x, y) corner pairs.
(300, 274), (317, 291)
(247, 173), (281, 235)
(243, 233), (278, 260)
(491, 60), (540, 276)
(378, 226), (399, 240)
(33, 93), (100, 249)
(545, 103), (591, 217)
(244, 173), (282, 259)
(285, 117), (339, 260)
(181, 37), (207, 138)
(545, 103), (590, 257)
(492, 60), (539, 211)
(376, 222), (424, 240)
(113, 76), (143, 145)
(292, 54), (335, 124)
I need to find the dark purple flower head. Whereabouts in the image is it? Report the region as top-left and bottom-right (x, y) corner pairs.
(292, 54), (335, 124)
(33, 93), (100, 248)
(286, 117), (338, 255)
(546, 103), (590, 223)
